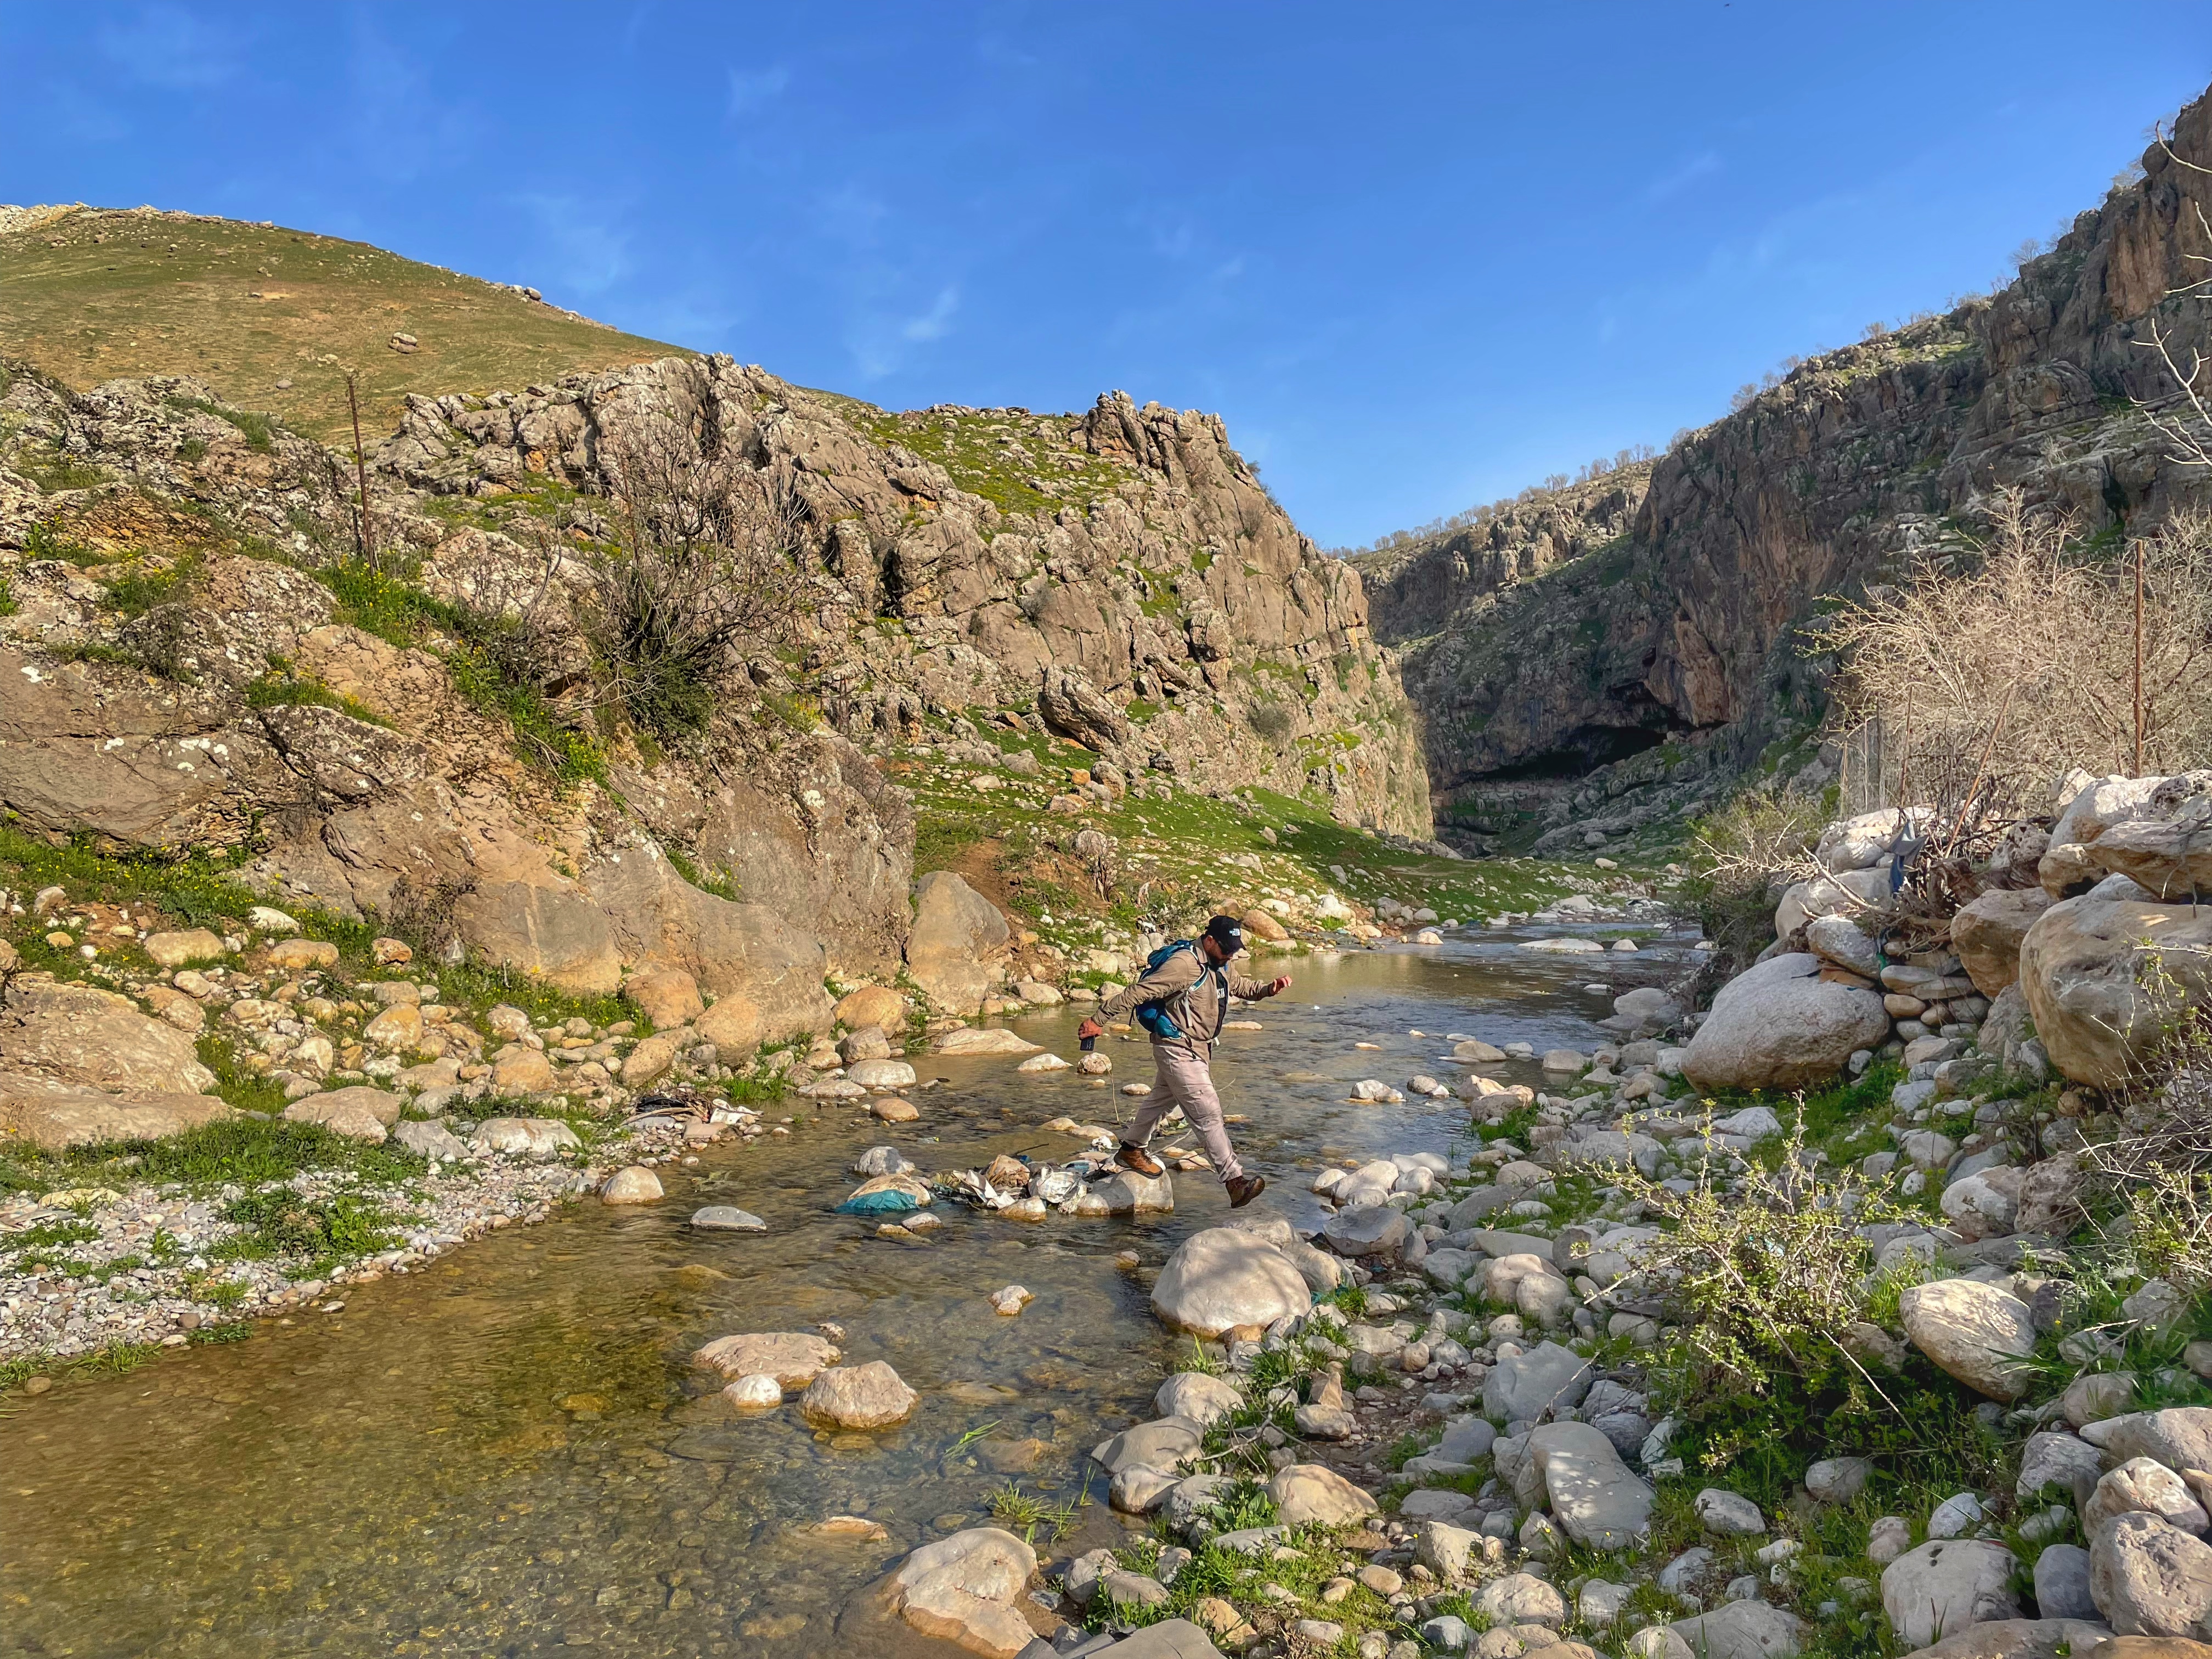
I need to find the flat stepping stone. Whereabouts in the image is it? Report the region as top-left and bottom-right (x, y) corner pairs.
(691, 1206), (766, 1232)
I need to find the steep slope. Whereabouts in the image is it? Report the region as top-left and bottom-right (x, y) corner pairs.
(1358, 84), (2212, 851)
(0, 203), (679, 448)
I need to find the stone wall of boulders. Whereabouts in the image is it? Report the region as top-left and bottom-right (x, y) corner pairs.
(1690, 772), (2212, 1102)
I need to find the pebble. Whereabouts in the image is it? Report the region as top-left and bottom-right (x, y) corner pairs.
(0, 1119), (676, 1365)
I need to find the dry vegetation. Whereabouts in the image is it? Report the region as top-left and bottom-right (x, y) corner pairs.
(1826, 494), (2212, 810)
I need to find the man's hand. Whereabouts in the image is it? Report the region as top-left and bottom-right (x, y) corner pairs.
(1077, 1018), (1104, 1041)
(1268, 975), (1293, 995)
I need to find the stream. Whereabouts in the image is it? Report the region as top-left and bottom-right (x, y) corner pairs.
(0, 923), (1694, 1658)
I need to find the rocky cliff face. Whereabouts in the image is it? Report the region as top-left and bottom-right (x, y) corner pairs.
(370, 358), (1428, 837)
(1357, 84), (2212, 847)
(0, 348), (1426, 1031)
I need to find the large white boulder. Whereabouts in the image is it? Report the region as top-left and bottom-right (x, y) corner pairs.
(1155, 1372), (1244, 1428)
(693, 1330), (842, 1386)
(1150, 1227), (1312, 1338)
(1817, 807), (1930, 873)
(2080, 775), (2212, 899)
(1950, 888), (2052, 997)
(1268, 1463), (1378, 1526)
(1681, 953), (1893, 1092)
(2039, 772), (2193, 896)
(2018, 897), (2212, 1087)
(1482, 1340), (1592, 1423)
(1880, 1539), (2022, 1647)
(799, 1361), (918, 1429)
(905, 871), (1012, 1012)
(1665, 1599), (1806, 1659)
(1775, 867), (1895, 941)
(885, 1527), (1038, 1657)
(2089, 1510), (2212, 1637)
(1899, 1280), (2038, 1401)
(1530, 1421), (1652, 1550)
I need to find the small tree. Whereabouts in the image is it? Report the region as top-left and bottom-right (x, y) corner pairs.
(588, 385), (809, 736)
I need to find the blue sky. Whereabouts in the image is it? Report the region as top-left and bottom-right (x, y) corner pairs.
(4, 4), (2207, 548)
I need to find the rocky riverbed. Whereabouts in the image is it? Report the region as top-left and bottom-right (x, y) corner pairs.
(0, 922), (1693, 1658)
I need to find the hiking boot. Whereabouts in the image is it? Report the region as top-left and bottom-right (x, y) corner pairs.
(1225, 1173), (1267, 1209)
(1116, 1142), (1165, 1178)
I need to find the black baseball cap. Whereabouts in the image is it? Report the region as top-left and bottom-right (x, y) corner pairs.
(1204, 915), (1245, 953)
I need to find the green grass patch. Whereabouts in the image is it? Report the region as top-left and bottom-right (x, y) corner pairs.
(243, 663), (396, 729)
(315, 556), (606, 784)
(163, 394), (277, 452)
(215, 1187), (399, 1276)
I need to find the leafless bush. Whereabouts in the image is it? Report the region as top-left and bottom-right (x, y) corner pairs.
(438, 527), (584, 698)
(1684, 788), (1828, 971)
(1826, 494), (2212, 813)
(383, 872), (478, 964)
(1686, 788), (1827, 890)
(587, 386), (809, 735)
(2089, 957), (2212, 1186)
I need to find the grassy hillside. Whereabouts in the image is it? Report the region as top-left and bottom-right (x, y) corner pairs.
(0, 205), (681, 445)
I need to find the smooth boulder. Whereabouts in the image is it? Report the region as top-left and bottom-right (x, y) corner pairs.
(1666, 1600), (1807, 1659)
(285, 1092), (407, 1141)
(905, 872), (1012, 1012)
(1269, 1464), (1379, 1526)
(885, 1527), (1038, 1657)
(800, 1361), (918, 1429)
(2091, 1513), (2212, 1637)
(2018, 898), (2212, 1087)
(693, 1331), (840, 1386)
(1882, 1539), (2022, 1647)
(1951, 888), (2052, 996)
(1483, 1340), (1592, 1423)
(1680, 953), (1893, 1091)
(1900, 1279), (2039, 1401)
(1150, 1228), (1312, 1338)
(1531, 1421), (1652, 1549)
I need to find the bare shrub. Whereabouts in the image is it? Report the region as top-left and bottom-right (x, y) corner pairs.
(1683, 788), (1827, 969)
(438, 528), (582, 697)
(588, 385), (809, 736)
(1826, 494), (2212, 811)
(1247, 701), (1295, 743)
(382, 872), (478, 964)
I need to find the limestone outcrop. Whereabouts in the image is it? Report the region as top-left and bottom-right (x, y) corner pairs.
(1356, 87), (2212, 832)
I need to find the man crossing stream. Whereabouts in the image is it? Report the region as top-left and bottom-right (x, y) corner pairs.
(1094, 914), (1292, 1207)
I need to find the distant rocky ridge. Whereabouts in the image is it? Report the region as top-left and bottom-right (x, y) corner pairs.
(1356, 84), (2212, 852)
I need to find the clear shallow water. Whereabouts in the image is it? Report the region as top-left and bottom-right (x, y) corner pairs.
(0, 925), (1692, 1659)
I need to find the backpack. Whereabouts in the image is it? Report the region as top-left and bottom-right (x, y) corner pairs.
(1133, 940), (1223, 1042)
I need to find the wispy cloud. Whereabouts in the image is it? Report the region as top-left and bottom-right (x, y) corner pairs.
(844, 281), (962, 379)
(512, 194), (634, 297)
(343, 18), (478, 185)
(1643, 150), (1722, 206)
(97, 4), (241, 89)
(727, 64), (791, 117)
(901, 286), (959, 342)
(815, 184), (890, 248)
(41, 77), (133, 144)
